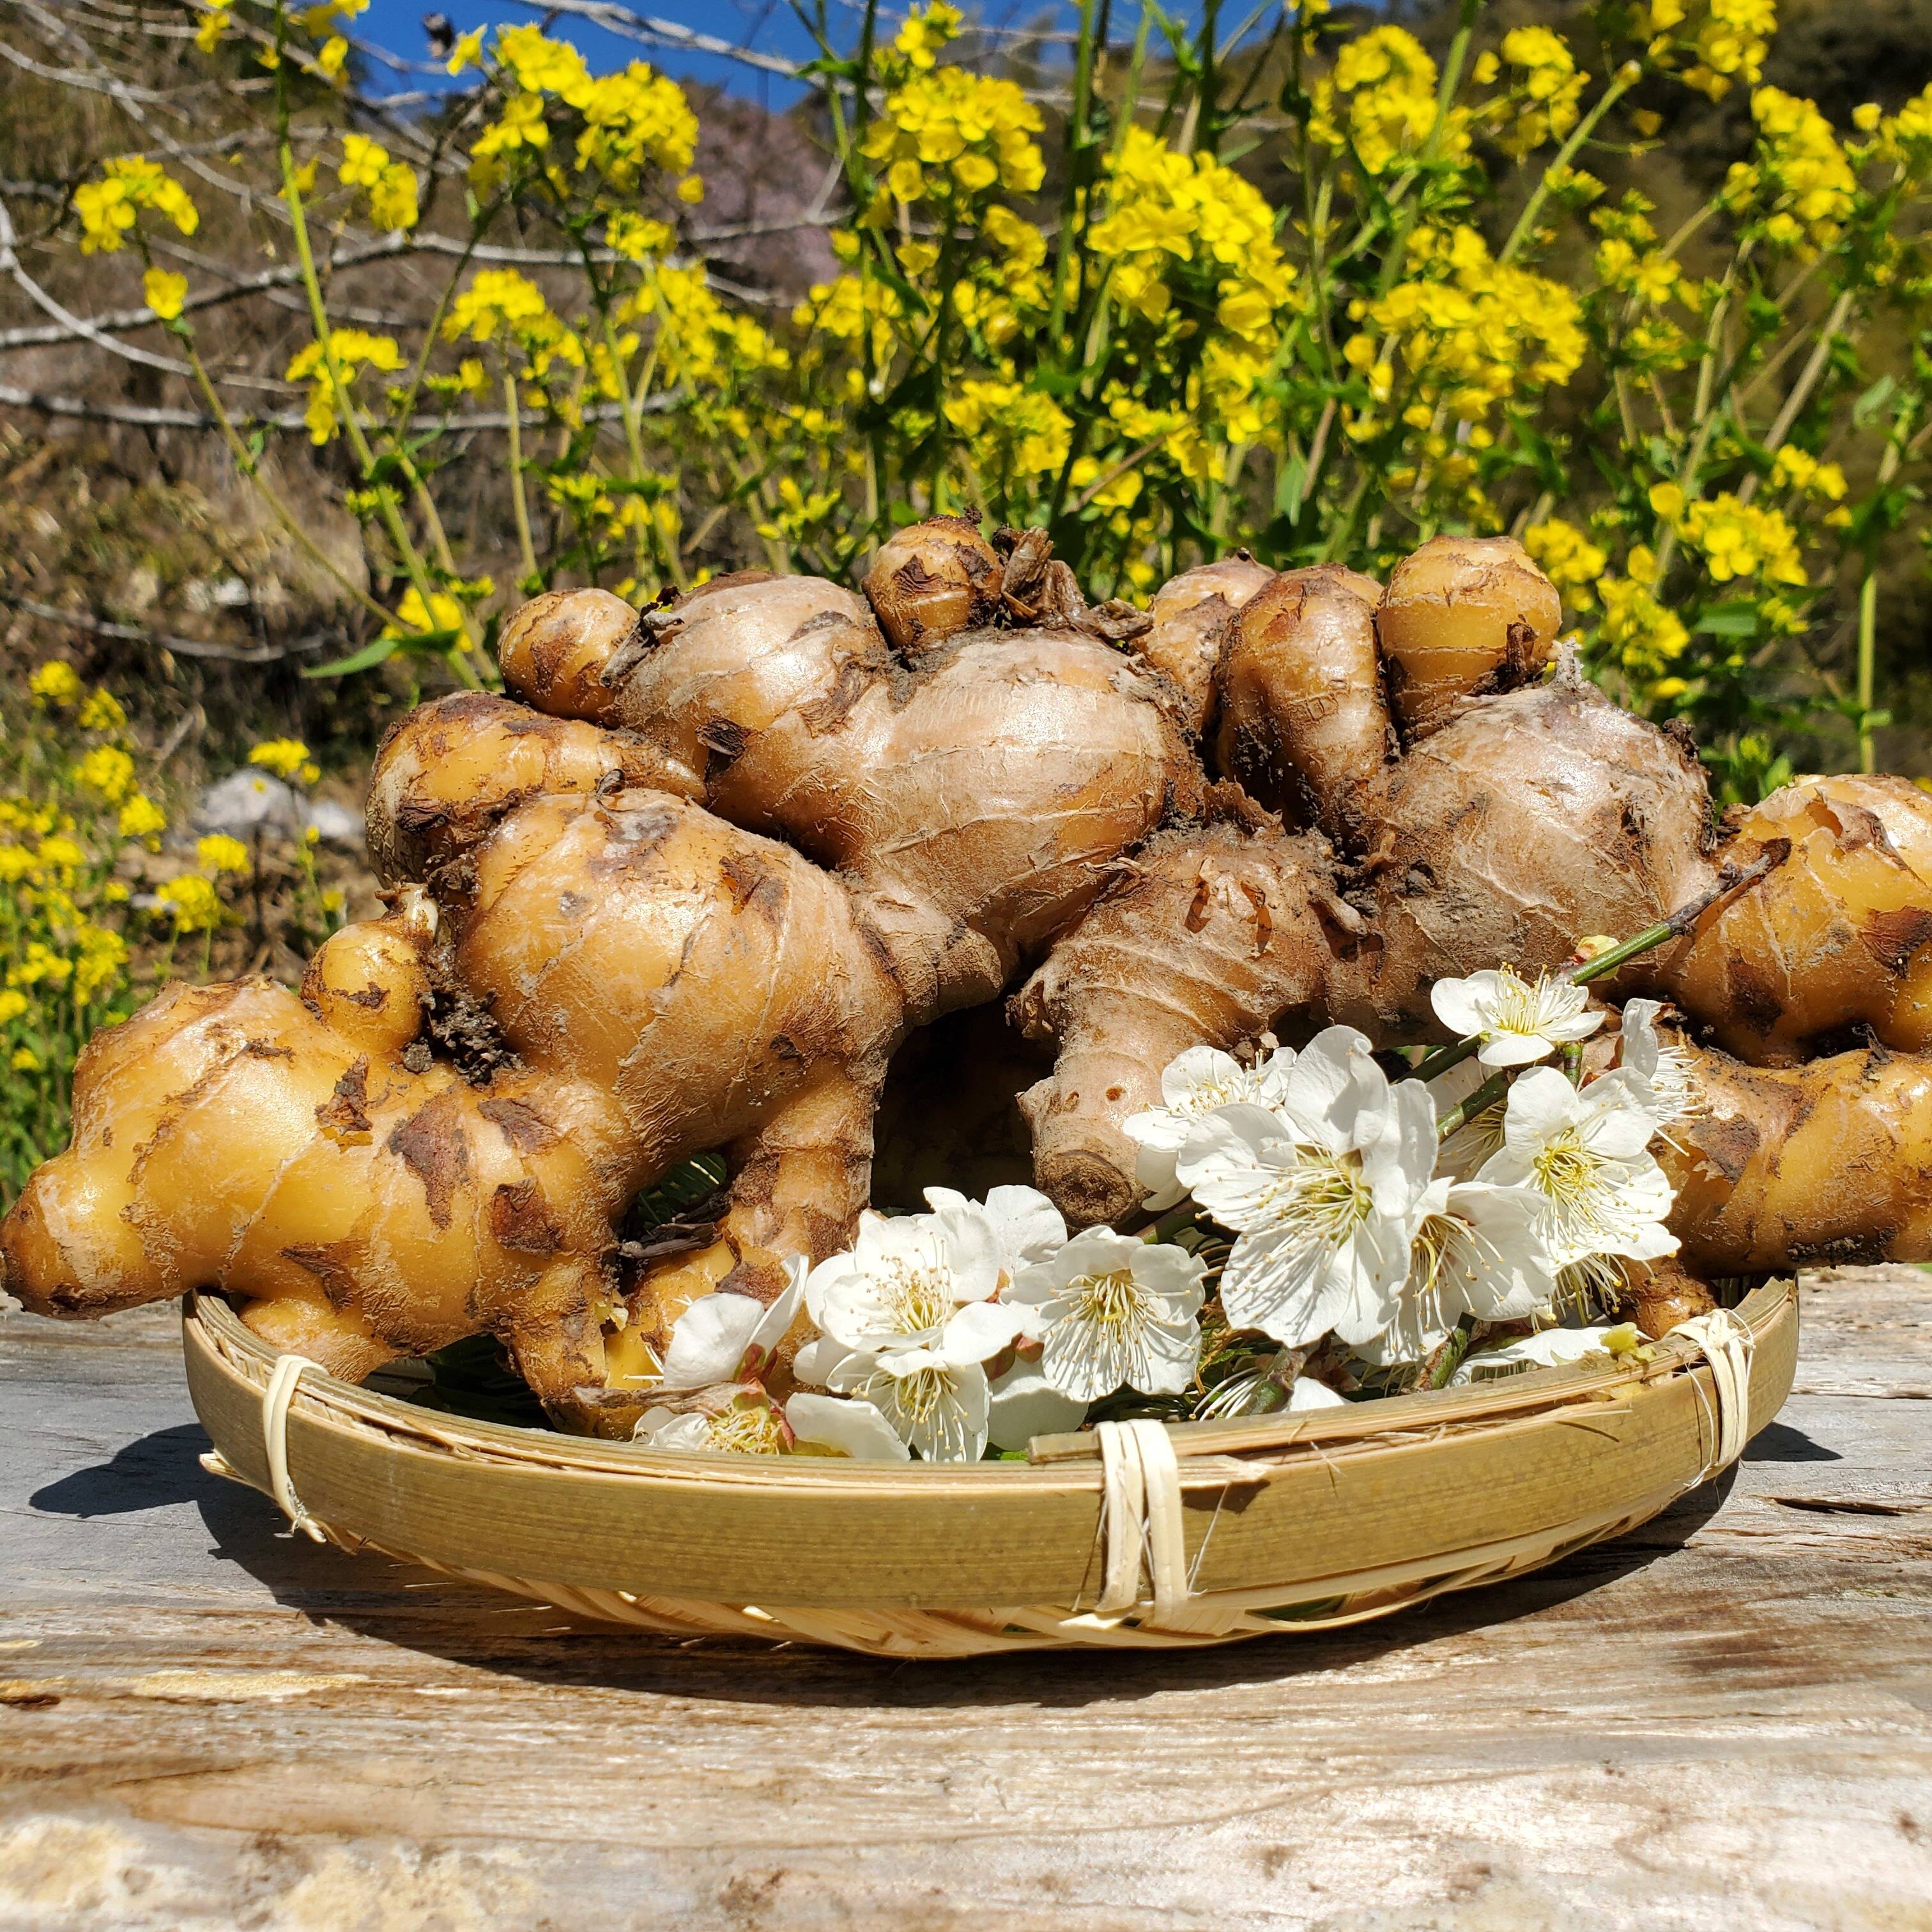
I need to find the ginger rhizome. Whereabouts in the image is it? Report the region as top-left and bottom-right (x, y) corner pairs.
(8, 521), (1932, 1432)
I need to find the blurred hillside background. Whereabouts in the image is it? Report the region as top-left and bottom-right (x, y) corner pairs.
(3, 0), (1932, 1196)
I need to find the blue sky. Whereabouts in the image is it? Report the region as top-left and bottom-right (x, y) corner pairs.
(355, 2), (823, 104)
(351, 3), (1195, 107)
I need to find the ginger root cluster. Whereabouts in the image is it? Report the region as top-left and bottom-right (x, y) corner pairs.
(7, 521), (1930, 1433)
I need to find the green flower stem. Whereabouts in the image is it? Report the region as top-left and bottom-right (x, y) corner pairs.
(1499, 64), (1640, 268)
(1236, 1344), (1312, 1418)
(503, 372), (540, 588)
(1427, 1314), (1480, 1389)
(1858, 553), (1882, 776)
(1436, 1068), (1508, 1140)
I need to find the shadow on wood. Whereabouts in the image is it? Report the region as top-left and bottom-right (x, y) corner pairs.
(29, 1413), (1740, 1706)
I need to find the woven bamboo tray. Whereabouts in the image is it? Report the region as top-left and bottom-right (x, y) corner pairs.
(183, 1280), (1796, 1658)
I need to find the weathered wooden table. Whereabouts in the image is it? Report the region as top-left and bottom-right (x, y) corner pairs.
(3, 1270), (1928, 1931)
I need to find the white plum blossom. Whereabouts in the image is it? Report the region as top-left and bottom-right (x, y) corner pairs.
(806, 1202), (1026, 1370)
(1430, 967), (1604, 1068)
(656, 1258), (806, 1391)
(1450, 1320), (1650, 1384)
(633, 1388), (792, 1457)
(1356, 1178), (1558, 1366)
(1616, 998), (1699, 1133)
(1176, 1027), (1437, 1347)
(815, 1347), (994, 1462)
(1476, 1066), (1678, 1269)
(986, 1355), (1087, 1452)
(1124, 1043), (1295, 1209)
(924, 1183), (1066, 1287)
(633, 1384), (909, 1460)
(802, 1200), (1033, 1462)
(1007, 1227), (1208, 1402)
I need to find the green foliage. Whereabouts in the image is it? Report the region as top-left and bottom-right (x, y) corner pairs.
(36, 0), (1932, 810)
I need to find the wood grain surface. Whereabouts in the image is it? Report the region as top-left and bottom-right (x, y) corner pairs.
(3, 1269), (1929, 1931)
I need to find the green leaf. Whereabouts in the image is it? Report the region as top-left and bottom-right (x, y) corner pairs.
(303, 634), (399, 678)
(1693, 604), (1762, 638)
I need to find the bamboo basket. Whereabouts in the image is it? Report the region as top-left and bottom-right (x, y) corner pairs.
(183, 1280), (1795, 1659)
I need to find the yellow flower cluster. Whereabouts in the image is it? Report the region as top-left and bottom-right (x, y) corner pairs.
(469, 29), (698, 202)
(1641, 0), (1776, 102)
(155, 874), (224, 933)
(73, 156), (199, 254)
(29, 661), (84, 707)
(249, 739), (321, 785)
(861, 64), (1045, 204)
(1483, 27), (1587, 160)
(72, 745), (136, 806)
(632, 266), (787, 390)
(942, 379), (1072, 482)
(1314, 28), (1459, 176)
(339, 135), (420, 234)
(118, 795), (167, 847)
(1524, 518), (1609, 611)
(1597, 551), (1692, 680)
(895, 1), (963, 71)
(1749, 89), (1857, 254)
(1858, 83), (1932, 176)
(447, 270), (585, 383)
(575, 63), (700, 191)
(382, 586), (466, 640)
(286, 329), (406, 443)
(1349, 224), (1585, 456)
(1652, 483), (1806, 585)
(1, 749), (144, 1066)
(196, 834), (250, 878)
(1087, 129), (1296, 344)
(1768, 444), (1848, 501)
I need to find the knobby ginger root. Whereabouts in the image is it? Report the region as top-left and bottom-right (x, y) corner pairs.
(10, 512), (1932, 1425)
(1663, 774), (1932, 1063)
(1012, 810), (1345, 1227)
(1376, 533), (1562, 741)
(1210, 564), (1390, 845)
(1659, 1027), (1932, 1275)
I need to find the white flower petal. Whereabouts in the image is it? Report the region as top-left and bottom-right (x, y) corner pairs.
(657, 1291), (767, 1391)
(790, 1336), (844, 1387)
(632, 1409), (714, 1452)
(784, 1392), (911, 1461)
(1430, 970), (1499, 1038)
(1287, 1376), (1348, 1411)
(939, 1297), (1029, 1365)
(986, 1356), (1087, 1452)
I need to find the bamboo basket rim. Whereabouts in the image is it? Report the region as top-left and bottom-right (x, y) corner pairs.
(181, 1281), (1797, 1657)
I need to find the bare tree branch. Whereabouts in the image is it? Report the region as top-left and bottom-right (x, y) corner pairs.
(1, 590), (338, 663)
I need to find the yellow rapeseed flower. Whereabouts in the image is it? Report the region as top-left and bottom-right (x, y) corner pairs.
(284, 328), (406, 443)
(249, 739), (321, 785)
(155, 874), (224, 932)
(77, 687), (128, 733)
(143, 268), (188, 322)
(0, 989), (27, 1025)
(72, 745), (136, 806)
(29, 661), (84, 707)
(339, 134), (420, 233)
(118, 793), (167, 847)
(73, 156), (199, 255)
(382, 586), (465, 639)
(197, 834), (252, 877)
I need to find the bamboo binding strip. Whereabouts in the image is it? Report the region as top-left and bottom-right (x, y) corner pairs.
(183, 1282), (1797, 1658)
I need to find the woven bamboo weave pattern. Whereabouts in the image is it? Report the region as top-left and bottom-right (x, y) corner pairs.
(183, 1283), (1797, 1659)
